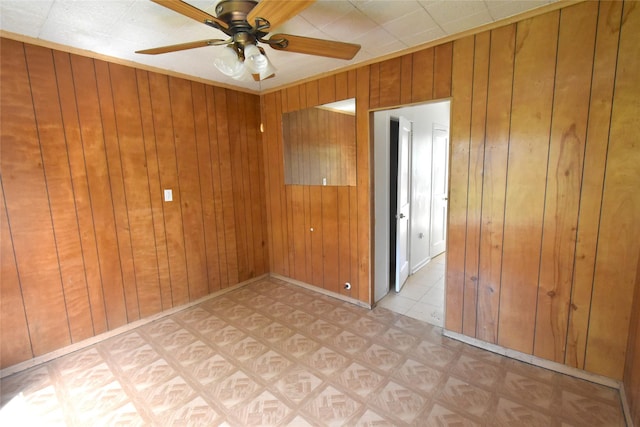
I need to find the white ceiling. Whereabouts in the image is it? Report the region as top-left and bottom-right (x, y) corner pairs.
(0, 0), (558, 92)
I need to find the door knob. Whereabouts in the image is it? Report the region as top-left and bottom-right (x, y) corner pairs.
(399, 213), (405, 218)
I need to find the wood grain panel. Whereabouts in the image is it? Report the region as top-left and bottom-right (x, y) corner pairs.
(355, 66), (371, 304)
(446, 36), (474, 333)
(462, 32), (489, 337)
(349, 186), (359, 301)
(317, 75), (336, 105)
(94, 60), (138, 324)
(400, 55), (413, 105)
(227, 91), (248, 281)
(213, 87), (241, 284)
(476, 24), (515, 343)
(497, 11), (559, 354)
(170, 77), (209, 300)
(369, 63), (380, 110)
(3, 41), (71, 355)
(585, 0), (640, 380)
(412, 48), (434, 103)
(147, 72), (189, 304)
(322, 186), (340, 293)
(191, 81), (220, 293)
(310, 186), (324, 288)
(206, 85), (230, 289)
(70, 55), (117, 334)
(33, 49), (94, 342)
(290, 185), (306, 282)
(566, 0), (622, 369)
(262, 92), (285, 276)
(434, 43), (453, 98)
(136, 70), (173, 309)
(337, 187), (351, 297)
(110, 63), (162, 317)
(534, 2), (597, 363)
(0, 181), (33, 367)
(378, 57), (402, 108)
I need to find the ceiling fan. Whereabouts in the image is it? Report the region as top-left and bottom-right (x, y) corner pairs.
(136, 0), (362, 81)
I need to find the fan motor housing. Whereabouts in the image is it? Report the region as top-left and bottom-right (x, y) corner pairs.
(216, 0), (258, 27)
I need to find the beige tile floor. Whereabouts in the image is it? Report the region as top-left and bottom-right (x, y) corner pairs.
(378, 253), (445, 327)
(0, 276), (626, 426)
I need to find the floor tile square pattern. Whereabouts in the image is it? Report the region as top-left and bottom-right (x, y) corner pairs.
(0, 277), (626, 426)
(378, 253), (446, 327)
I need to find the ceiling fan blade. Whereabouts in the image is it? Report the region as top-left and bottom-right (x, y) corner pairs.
(247, 0), (315, 30)
(269, 34), (361, 60)
(151, 0), (229, 30)
(136, 39), (227, 55)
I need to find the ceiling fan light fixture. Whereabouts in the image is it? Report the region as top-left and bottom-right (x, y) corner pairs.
(213, 46), (243, 77)
(243, 44), (268, 73)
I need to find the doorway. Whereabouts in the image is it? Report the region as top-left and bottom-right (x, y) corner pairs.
(373, 100), (450, 326)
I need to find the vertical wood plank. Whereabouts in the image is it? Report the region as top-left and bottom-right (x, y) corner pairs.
(476, 24), (516, 343)
(213, 87), (240, 284)
(335, 71), (348, 100)
(566, 0), (622, 370)
(2, 41), (71, 355)
(534, 1), (597, 363)
(349, 186), (359, 301)
(356, 65), (371, 304)
(322, 186), (340, 293)
(338, 186), (351, 297)
(262, 92), (285, 275)
(318, 75), (336, 105)
(585, 0), (640, 380)
(446, 36), (474, 333)
(34, 49), (94, 342)
(136, 70), (173, 309)
(412, 48), (435, 103)
(94, 60), (139, 324)
(223, 90), (249, 283)
(239, 93), (258, 277)
(310, 186), (324, 287)
(290, 185), (307, 282)
(191, 81), (221, 292)
(69, 55), (114, 334)
(369, 63), (380, 110)
(110, 63), (162, 317)
(378, 57), (402, 108)
(147, 72), (189, 304)
(206, 85), (230, 288)
(400, 54), (413, 105)
(498, 11), (559, 354)
(434, 42), (453, 99)
(0, 180), (33, 368)
(463, 32), (490, 337)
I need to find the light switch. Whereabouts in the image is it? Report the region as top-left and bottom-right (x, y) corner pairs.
(164, 189), (173, 202)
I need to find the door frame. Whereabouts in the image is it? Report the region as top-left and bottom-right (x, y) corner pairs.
(372, 100), (451, 303)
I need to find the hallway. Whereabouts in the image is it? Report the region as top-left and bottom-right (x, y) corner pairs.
(378, 253), (445, 327)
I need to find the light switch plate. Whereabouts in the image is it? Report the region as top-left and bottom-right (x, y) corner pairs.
(164, 189), (172, 202)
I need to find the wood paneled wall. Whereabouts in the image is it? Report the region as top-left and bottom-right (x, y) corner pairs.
(261, 0), (639, 380)
(282, 108), (356, 186)
(0, 38), (267, 369)
(445, 0), (640, 380)
(261, 44), (453, 304)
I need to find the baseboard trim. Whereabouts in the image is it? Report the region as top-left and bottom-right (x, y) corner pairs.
(443, 329), (620, 389)
(270, 273), (372, 309)
(0, 274), (268, 379)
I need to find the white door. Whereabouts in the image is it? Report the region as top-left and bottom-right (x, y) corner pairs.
(395, 117), (412, 292)
(430, 125), (449, 257)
